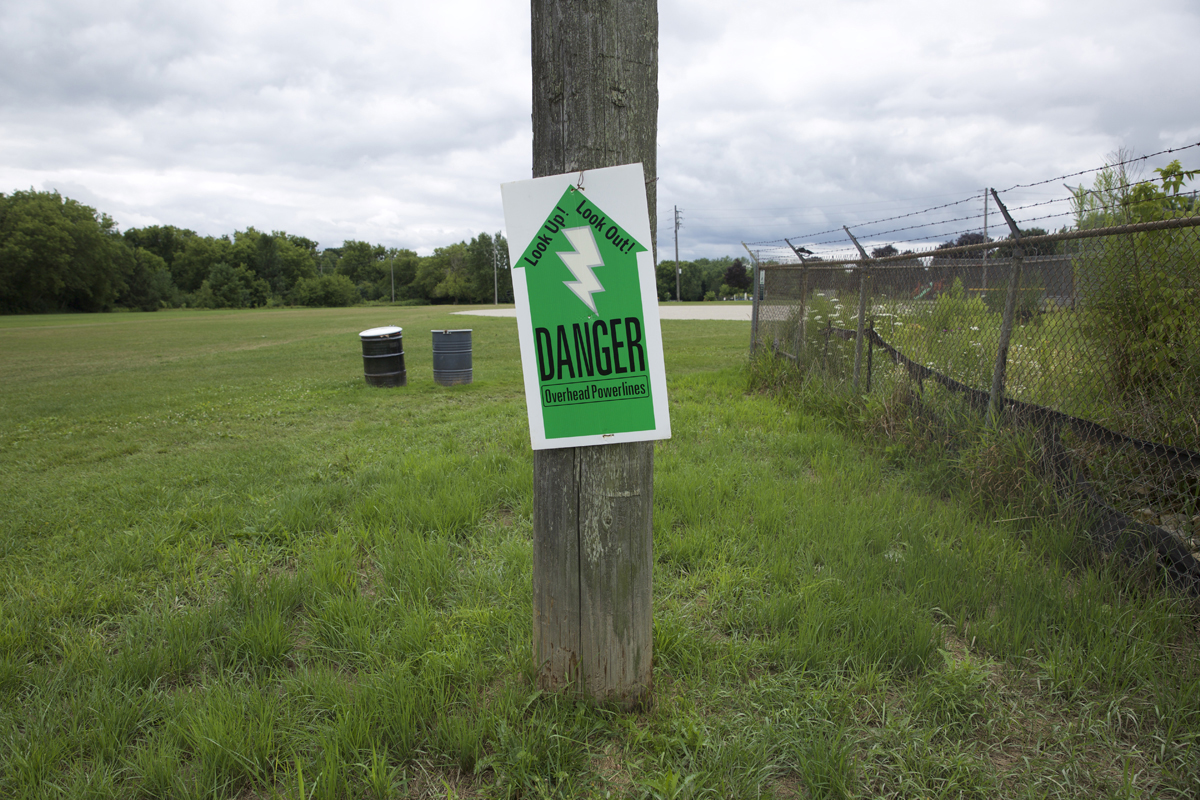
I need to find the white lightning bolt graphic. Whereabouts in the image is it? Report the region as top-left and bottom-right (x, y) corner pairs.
(557, 226), (606, 314)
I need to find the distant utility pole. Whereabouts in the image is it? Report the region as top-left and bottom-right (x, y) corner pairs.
(673, 205), (682, 301)
(390, 250), (395, 303)
(492, 231), (508, 304)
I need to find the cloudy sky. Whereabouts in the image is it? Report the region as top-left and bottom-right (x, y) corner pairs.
(3, 0), (1198, 261)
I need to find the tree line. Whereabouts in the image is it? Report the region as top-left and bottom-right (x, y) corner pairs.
(0, 189), (514, 314)
(654, 256), (752, 301)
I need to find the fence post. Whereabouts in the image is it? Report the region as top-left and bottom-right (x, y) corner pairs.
(743, 243), (761, 354)
(844, 227), (872, 392)
(785, 239), (811, 362)
(866, 317), (874, 393)
(988, 190), (1024, 423)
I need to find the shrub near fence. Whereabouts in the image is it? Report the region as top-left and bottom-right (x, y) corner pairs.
(747, 207), (1200, 586)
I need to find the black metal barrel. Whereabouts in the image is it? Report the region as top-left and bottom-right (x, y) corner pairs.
(359, 326), (406, 387)
(432, 329), (472, 386)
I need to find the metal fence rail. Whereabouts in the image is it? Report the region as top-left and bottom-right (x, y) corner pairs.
(746, 208), (1200, 583)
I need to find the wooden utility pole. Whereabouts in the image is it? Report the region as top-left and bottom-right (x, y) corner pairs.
(530, 0), (658, 708)
(674, 205), (681, 301)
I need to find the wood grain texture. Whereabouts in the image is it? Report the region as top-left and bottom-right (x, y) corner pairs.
(532, 447), (581, 691)
(578, 441), (653, 705)
(530, 0), (657, 708)
(531, 0), (658, 256)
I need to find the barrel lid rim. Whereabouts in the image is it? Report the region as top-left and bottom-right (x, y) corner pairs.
(431, 329), (473, 334)
(360, 325), (403, 338)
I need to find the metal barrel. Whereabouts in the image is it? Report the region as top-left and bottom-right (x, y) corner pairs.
(432, 329), (472, 386)
(359, 326), (407, 387)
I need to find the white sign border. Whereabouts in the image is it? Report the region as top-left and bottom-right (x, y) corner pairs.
(501, 163), (671, 451)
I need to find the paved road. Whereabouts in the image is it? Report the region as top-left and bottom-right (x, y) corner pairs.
(455, 305), (752, 321)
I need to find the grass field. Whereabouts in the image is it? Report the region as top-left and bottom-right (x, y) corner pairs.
(2, 306), (1199, 799)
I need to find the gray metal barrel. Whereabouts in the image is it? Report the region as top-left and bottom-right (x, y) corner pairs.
(432, 329), (472, 386)
(359, 326), (406, 387)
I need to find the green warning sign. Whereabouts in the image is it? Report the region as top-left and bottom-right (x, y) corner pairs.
(502, 163), (670, 450)
(519, 186), (653, 439)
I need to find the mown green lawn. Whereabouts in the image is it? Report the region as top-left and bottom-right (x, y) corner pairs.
(1, 306), (1197, 799)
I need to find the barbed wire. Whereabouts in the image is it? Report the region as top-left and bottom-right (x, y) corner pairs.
(834, 209), (1078, 249)
(686, 190), (978, 216)
(794, 207), (998, 249)
(756, 194), (1182, 255)
(1004, 195), (1075, 213)
(770, 188), (1152, 250)
(997, 141), (1200, 193)
(809, 178), (1188, 251)
(747, 143), (1200, 247)
(749, 195), (981, 246)
(751, 215), (1200, 268)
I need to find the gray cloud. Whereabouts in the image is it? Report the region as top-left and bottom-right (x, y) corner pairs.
(657, 0), (1200, 256)
(2, 0), (1197, 259)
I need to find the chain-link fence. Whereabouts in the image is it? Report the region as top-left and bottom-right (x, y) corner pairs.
(747, 211), (1200, 584)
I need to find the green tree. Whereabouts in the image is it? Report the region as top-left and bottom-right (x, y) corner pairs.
(387, 248), (422, 301)
(0, 189), (125, 313)
(115, 247), (177, 311)
(286, 235), (319, 259)
(172, 235), (233, 294)
(317, 247), (341, 276)
(495, 237), (514, 303)
(463, 232), (513, 303)
(662, 261), (681, 302)
(291, 273), (360, 307)
(270, 234), (318, 295)
(122, 225), (196, 271)
(723, 258), (751, 292)
(227, 228), (317, 297)
(933, 232), (992, 260)
(654, 257), (734, 300)
(463, 233), (493, 302)
(993, 228), (1055, 258)
(415, 242), (473, 304)
(195, 262), (269, 309)
(693, 256), (731, 297)
(331, 240), (384, 300)
(409, 255), (438, 302)
(679, 261), (703, 301)
(336, 240), (386, 284)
